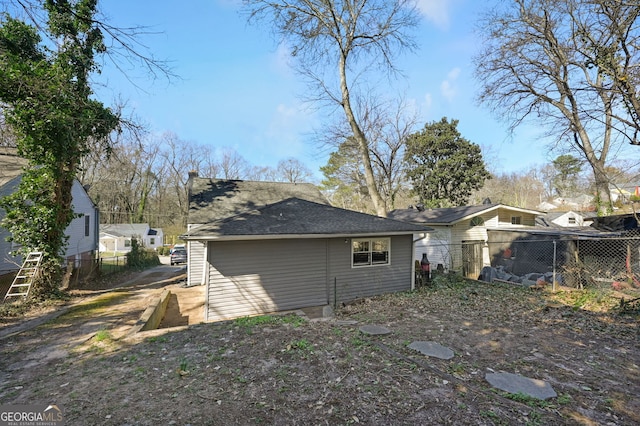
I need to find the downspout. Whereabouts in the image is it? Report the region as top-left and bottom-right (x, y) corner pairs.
(202, 240), (209, 322)
(201, 241), (208, 285)
(94, 207), (100, 256)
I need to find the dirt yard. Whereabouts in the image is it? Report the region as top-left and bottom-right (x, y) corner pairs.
(0, 272), (638, 425)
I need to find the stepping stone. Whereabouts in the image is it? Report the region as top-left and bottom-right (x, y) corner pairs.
(485, 372), (557, 400)
(359, 325), (391, 335)
(408, 341), (455, 360)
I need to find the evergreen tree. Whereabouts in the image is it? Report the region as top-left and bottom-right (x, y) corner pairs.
(404, 117), (490, 208)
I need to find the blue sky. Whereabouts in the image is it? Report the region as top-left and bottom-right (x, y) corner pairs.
(94, 0), (550, 180)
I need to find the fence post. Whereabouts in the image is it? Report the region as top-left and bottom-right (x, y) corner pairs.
(552, 240), (557, 292)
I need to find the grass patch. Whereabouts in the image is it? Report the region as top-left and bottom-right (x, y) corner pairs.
(94, 329), (112, 342)
(234, 314), (307, 332)
(551, 288), (621, 312)
(502, 392), (552, 408)
(48, 292), (129, 324)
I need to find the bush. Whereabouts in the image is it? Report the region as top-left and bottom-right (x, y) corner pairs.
(125, 238), (160, 269)
(157, 246), (171, 256)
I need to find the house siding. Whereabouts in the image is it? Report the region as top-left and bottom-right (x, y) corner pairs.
(498, 211), (536, 226)
(415, 228), (451, 270)
(203, 234), (414, 322)
(206, 239), (328, 321)
(327, 235), (413, 306)
(187, 224), (205, 287)
(0, 178), (97, 276)
(65, 181), (98, 258)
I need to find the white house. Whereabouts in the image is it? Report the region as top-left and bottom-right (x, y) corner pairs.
(0, 149), (99, 278)
(99, 223), (164, 253)
(536, 211), (595, 228)
(389, 203), (542, 279)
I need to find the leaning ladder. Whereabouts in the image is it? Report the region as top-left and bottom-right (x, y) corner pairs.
(3, 252), (43, 302)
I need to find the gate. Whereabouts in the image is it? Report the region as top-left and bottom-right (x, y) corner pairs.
(462, 241), (483, 279)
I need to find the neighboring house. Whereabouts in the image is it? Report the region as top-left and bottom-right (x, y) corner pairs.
(388, 204), (541, 279)
(0, 149), (99, 279)
(99, 223), (164, 253)
(537, 195), (595, 211)
(182, 177), (430, 322)
(536, 211), (595, 228)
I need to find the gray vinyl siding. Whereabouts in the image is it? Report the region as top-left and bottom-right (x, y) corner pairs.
(188, 239), (205, 287)
(187, 223), (205, 287)
(327, 235), (413, 307)
(206, 239), (328, 321)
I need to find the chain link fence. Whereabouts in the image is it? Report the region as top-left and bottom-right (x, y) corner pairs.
(483, 236), (640, 290)
(417, 236), (640, 291)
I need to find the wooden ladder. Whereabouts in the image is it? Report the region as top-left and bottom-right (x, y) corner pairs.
(3, 252), (43, 302)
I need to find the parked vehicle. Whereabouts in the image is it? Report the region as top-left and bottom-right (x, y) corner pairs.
(170, 248), (187, 265)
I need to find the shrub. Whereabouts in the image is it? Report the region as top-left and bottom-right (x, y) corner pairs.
(126, 238), (160, 269)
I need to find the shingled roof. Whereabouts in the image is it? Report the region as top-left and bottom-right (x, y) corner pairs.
(188, 178), (329, 224)
(182, 198), (431, 240)
(389, 204), (541, 225)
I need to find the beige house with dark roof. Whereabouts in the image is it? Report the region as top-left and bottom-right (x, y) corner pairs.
(389, 204), (541, 279)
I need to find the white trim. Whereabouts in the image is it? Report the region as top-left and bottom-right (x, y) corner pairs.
(203, 242), (209, 322)
(351, 237), (391, 268)
(201, 242), (208, 286)
(182, 231), (422, 242)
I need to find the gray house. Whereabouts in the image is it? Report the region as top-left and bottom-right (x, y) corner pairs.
(182, 178), (429, 322)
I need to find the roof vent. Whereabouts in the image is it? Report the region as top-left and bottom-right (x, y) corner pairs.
(482, 197), (492, 205)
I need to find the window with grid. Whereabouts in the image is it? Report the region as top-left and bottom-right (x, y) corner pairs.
(352, 238), (390, 267)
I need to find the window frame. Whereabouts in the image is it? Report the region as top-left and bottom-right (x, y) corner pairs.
(351, 237), (391, 268)
(511, 216), (522, 225)
(470, 216), (485, 227)
(84, 215), (90, 237)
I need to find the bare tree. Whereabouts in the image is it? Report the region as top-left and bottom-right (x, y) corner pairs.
(319, 95), (418, 211)
(243, 0), (420, 217)
(362, 97), (417, 210)
(474, 0), (638, 214)
(276, 157), (313, 183)
(218, 148), (250, 180)
(574, 0), (640, 140)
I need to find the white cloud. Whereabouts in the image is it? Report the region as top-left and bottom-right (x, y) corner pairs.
(262, 103), (311, 157)
(414, 0), (453, 29)
(440, 67), (461, 102)
(270, 42), (294, 76)
(423, 93), (433, 111)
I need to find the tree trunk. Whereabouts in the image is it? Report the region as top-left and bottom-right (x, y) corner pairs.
(590, 160), (613, 215)
(338, 53), (387, 217)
